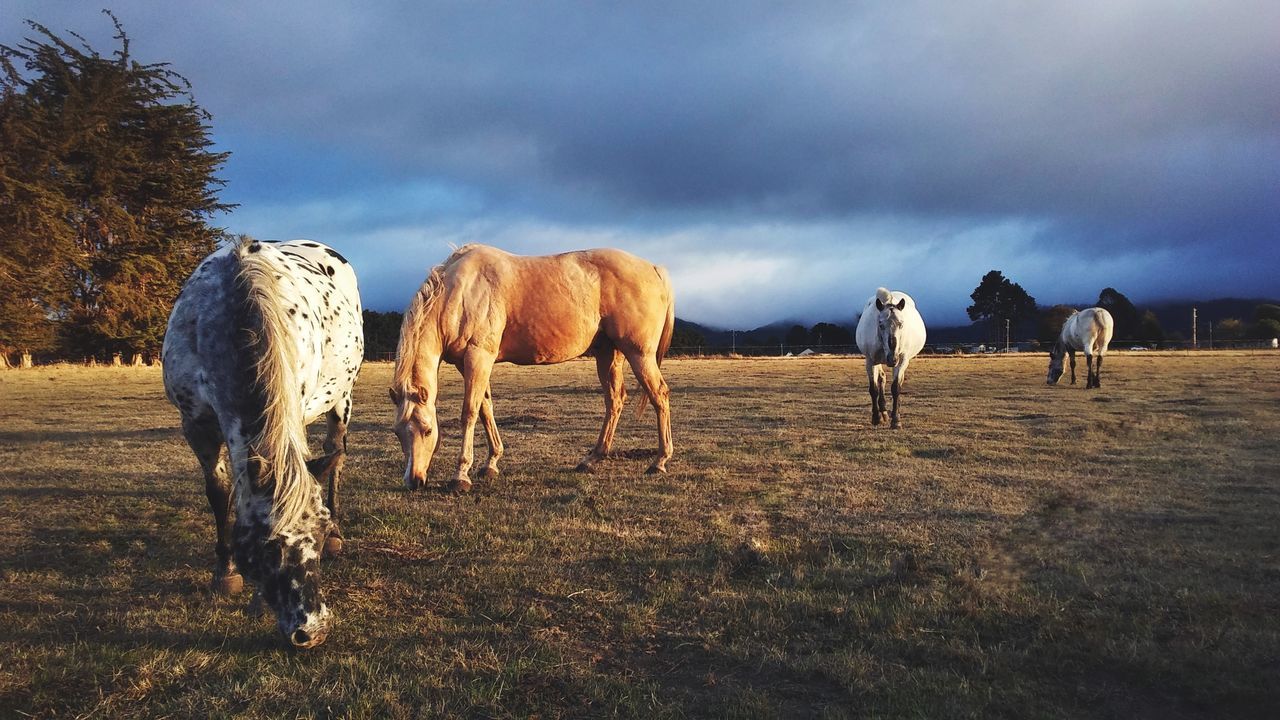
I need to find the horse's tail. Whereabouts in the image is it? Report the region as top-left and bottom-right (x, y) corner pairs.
(1094, 307), (1115, 354)
(657, 290), (675, 367)
(634, 269), (675, 420)
(235, 239), (313, 533)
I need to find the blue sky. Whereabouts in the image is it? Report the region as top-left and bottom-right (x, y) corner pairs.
(5, 2), (1277, 327)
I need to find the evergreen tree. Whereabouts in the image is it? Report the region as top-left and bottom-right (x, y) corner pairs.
(361, 309), (405, 360)
(1038, 305), (1077, 344)
(1097, 288), (1141, 342)
(0, 12), (231, 360)
(809, 322), (852, 349)
(785, 324), (808, 352)
(1137, 310), (1164, 345)
(668, 326), (705, 355)
(966, 270), (1037, 342)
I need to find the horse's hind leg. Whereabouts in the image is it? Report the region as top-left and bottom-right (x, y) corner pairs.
(479, 382), (504, 480)
(320, 400), (350, 556)
(624, 352), (672, 474)
(1094, 354), (1103, 388)
(182, 416), (241, 595)
(578, 348), (626, 472)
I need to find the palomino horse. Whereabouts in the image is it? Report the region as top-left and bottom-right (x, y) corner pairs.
(162, 238), (363, 648)
(1048, 307), (1114, 389)
(855, 288), (927, 429)
(390, 244), (675, 492)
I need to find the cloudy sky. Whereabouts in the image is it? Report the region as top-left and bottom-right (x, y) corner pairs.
(5, 1), (1277, 327)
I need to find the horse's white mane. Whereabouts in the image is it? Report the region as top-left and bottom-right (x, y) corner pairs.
(392, 244), (484, 393)
(876, 287), (893, 305)
(235, 238), (314, 533)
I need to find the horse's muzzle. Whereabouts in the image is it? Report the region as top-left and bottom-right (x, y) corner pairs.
(289, 625), (328, 649)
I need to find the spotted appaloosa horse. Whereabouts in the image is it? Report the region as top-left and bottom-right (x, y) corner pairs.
(1048, 307), (1114, 389)
(162, 238), (363, 648)
(855, 288), (927, 429)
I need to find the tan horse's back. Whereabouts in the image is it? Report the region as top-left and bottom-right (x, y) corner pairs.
(436, 246), (673, 365)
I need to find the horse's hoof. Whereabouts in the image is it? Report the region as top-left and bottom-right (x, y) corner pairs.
(871, 415), (882, 426)
(483, 467), (500, 481)
(645, 463), (667, 475)
(323, 535), (344, 558)
(446, 478), (472, 494)
(890, 420), (902, 430)
(213, 573), (244, 596)
(404, 476), (422, 491)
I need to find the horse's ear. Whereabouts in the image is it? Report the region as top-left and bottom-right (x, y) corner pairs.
(895, 298), (906, 311)
(306, 452), (342, 482)
(875, 299), (885, 312)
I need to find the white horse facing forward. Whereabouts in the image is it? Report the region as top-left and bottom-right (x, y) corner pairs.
(855, 288), (927, 429)
(1047, 307), (1114, 389)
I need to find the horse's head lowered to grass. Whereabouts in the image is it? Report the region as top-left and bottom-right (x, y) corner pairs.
(233, 452), (341, 648)
(1047, 341), (1068, 384)
(389, 384), (439, 490)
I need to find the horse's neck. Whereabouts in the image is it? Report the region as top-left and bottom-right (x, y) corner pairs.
(400, 322), (443, 397)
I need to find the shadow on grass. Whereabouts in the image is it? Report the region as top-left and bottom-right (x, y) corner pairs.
(0, 427), (180, 443)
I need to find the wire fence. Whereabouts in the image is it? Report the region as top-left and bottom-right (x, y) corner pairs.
(358, 337), (1278, 363)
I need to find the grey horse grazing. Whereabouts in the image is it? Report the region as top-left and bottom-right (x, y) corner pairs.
(162, 238), (363, 648)
(1048, 307), (1114, 389)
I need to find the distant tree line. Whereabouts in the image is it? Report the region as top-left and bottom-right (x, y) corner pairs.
(969, 270), (1279, 347)
(362, 310), (403, 360)
(0, 13), (230, 366)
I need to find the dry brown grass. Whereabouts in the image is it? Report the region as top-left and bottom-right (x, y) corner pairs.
(1, 352), (1278, 718)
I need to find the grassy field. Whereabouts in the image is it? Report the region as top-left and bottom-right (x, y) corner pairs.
(1, 352), (1278, 718)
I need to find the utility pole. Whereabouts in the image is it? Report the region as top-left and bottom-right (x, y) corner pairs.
(1192, 307), (1198, 348)
(731, 331), (737, 355)
(1005, 318), (1010, 353)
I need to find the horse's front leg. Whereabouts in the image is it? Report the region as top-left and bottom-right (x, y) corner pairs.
(1068, 350), (1077, 384)
(320, 400), (350, 556)
(866, 361), (882, 426)
(455, 364), (504, 481)
(889, 367), (904, 430)
(452, 350), (496, 493)
(579, 349), (626, 472)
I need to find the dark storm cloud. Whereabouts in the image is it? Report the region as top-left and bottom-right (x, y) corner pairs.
(6, 1), (1277, 325)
